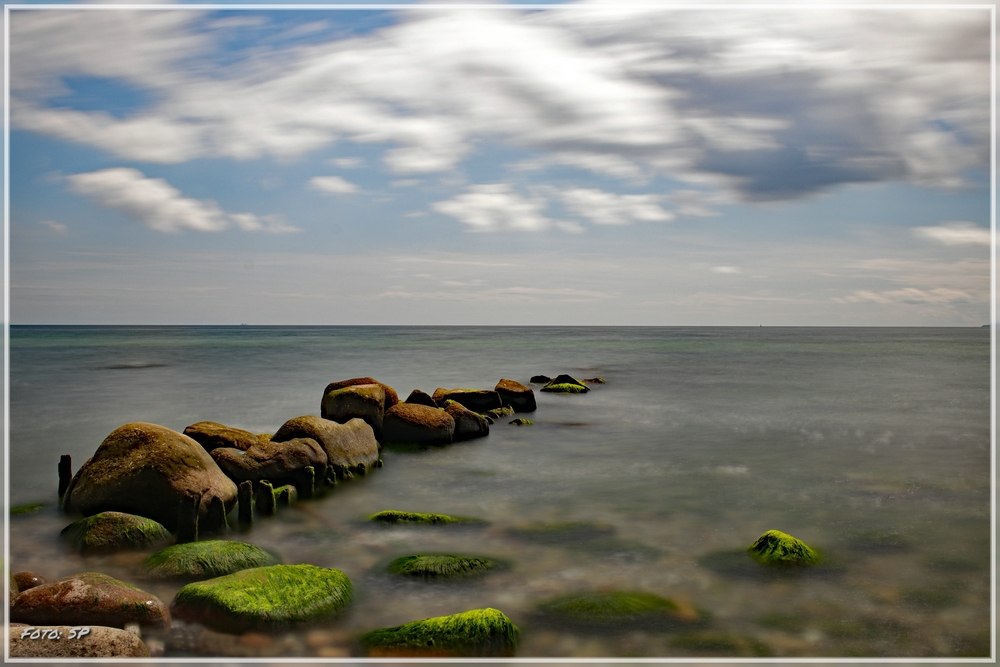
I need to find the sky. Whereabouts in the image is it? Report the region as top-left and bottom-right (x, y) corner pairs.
(6, 1), (993, 325)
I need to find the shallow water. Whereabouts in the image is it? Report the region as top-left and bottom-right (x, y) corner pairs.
(6, 326), (991, 657)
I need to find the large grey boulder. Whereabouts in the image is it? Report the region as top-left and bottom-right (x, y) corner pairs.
(383, 404), (455, 446)
(62, 422), (237, 533)
(445, 401), (491, 442)
(210, 438), (327, 496)
(323, 377), (399, 409)
(431, 388), (502, 412)
(183, 421), (267, 453)
(272, 416), (379, 476)
(321, 384), (384, 438)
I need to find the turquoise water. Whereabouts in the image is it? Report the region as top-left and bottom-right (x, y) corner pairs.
(6, 326), (992, 657)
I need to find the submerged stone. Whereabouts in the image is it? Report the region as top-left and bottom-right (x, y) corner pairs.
(369, 510), (478, 525)
(509, 418), (533, 426)
(748, 530), (819, 565)
(538, 591), (693, 625)
(171, 564), (352, 633)
(11, 503), (44, 515)
(360, 608), (518, 657)
(529, 375), (551, 384)
(143, 540), (279, 579)
(388, 555), (498, 578)
(486, 406), (514, 420)
(61, 511), (171, 553)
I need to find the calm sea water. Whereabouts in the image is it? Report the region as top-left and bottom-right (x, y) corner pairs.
(6, 326), (992, 658)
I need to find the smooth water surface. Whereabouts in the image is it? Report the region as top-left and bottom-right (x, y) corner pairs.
(7, 326), (991, 657)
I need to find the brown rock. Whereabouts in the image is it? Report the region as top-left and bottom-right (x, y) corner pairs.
(323, 377), (399, 409)
(272, 416), (379, 475)
(13, 572), (45, 593)
(9, 623), (150, 658)
(431, 388), (502, 413)
(62, 422), (238, 533)
(321, 384), (385, 437)
(404, 389), (437, 407)
(444, 401), (491, 441)
(495, 378), (537, 412)
(383, 404), (455, 446)
(211, 438), (328, 495)
(12, 572), (170, 629)
(183, 421), (266, 453)
(10, 572), (19, 610)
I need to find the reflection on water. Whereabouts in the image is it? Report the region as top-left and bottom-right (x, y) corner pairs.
(7, 326), (991, 657)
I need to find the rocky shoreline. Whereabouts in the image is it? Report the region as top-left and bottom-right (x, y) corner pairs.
(9, 372), (819, 658)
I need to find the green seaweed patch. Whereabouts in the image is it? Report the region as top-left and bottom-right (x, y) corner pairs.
(143, 540), (280, 579)
(509, 418), (533, 426)
(171, 564), (352, 633)
(387, 555), (499, 579)
(359, 608), (518, 657)
(369, 510), (480, 525)
(486, 407), (514, 419)
(507, 521), (615, 543)
(61, 511), (171, 552)
(670, 632), (773, 656)
(540, 383), (589, 394)
(11, 503), (45, 516)
(748, 530), (819, 566)
(538, 591), (699, 627)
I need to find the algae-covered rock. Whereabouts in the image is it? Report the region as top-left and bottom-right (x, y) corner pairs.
(369, 510), (477, 525)
(404, 389), (438, 407)
(486, 406), (514, 420)
(583, 377), (605, 384)
(171, 564), (352, 633)
(9, 623), (151, 658)
(509, 418), (533, 426)
(360, 608), (518, 657)
(382, 403), (454, 446)
(11, 502), (44, 515)
(444, 401), (490, 442)
(62, 422), (237, 533)
(431, 388), (502, 413)
(538, 591), (691, 626)
(670, 631), (773, 656)
(272, 415), (379, 477)
(323, 377), (399, 410)
(143, 540), (279, 579)
(495, 379), (536, 412)
(210, 437), (327, 496)
(748, 530), (819, 565)
(61, 511), (171, 553)
(388, 555), (498, 579)
(321, 384), (385, 437)
(12, 572), (170, 629)
(183, 421), (264, 453)
(540, 374), (589, 393)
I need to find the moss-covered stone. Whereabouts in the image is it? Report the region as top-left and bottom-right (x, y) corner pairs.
(171, 564), (352, 633)
(540, 382), (589, 393)
(369, 510), (477, 525)
(748, 530), (819, 565)
(583, 377), (606, 384)
(670, 631), (773, 656)
(509, 418), (533, 426)
(10, 503), (44, 515)
(486, 406), (514, 420)
(360, 608), (518, 657)
(143, 540), (279, 579)
(388, 555), (498, 578)
(60, 512), (171, 552)
(538, 591), (691, 626)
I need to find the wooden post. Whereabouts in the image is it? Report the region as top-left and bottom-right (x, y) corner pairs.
(256, 481), (275, 516)
(58, 455), (72, 503)
(176, 492), (201, 544)
(299, 466), (314, 500)
(238, 481), (253, 526)
(205, 496), (228, 534)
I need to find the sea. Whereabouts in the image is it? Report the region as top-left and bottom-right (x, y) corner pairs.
(5, 326), (992, 658)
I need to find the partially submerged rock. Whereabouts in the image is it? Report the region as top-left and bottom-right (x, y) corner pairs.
(12, 572), (170, 629)
(529, 375), (551, 384)
(444, 401), (490, 441)
(486, 406), (514, 420)
(61, 511), (171, 553)
(210, 437), (327, 496)
(383, 404), (455, 446)
(273, 416), (379, 478)
(9, 623), (151, 658)
(9, 572), (19, 609)
(143, 540), (279, 580)
(62, 422), (237, 533)
(388, 555), (498, 579)
(748, 530), (819, 565)
(12, 572), (45, 593)
(11, 502), (44, 515)
(360, 608), (518, 657)
(538, 591), (694, 626)
(323, 377), (399, 410)
(509, 418), (533, 426)
(495, 379), (536, 412)
(171, 564), (352, 633)
(369, 510), (476, 525)
(583, 377), (606, 384)
(321, 384), (385, 438)
(404, 389), (438, 407)
(183, 422), (266, 453)
(540, 374), (589, 393)
(431, 388), (502, 413)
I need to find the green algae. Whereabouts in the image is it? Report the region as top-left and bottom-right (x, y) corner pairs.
(538, 591), (681, 625)
(172, 564), (352, 633)
(359, 608), (518, 657)
(143, 540), (279, 579)
(11, 503), (45, 515)
(486, 406), (514, 419)
(748, 530), (819, 565)
(540, 383), (589, 394)
(387, 555), (498, 579)
(60, 511), (171, 552)
(670, 632), (773, 656)
(509, 418), (533, 425)
(369, 510), (477, 525)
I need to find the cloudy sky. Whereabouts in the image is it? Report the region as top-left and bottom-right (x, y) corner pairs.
(7, 2), (992, 325)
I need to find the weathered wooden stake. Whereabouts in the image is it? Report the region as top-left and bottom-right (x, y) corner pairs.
(275, 485), (297, 508)
(58, 455), (72, 502)
(299, 466), (314, 500)
(205, 496), (228, 534)
(256, 481), (275, 516)
(176, 493), (201, 544)
(238, 481), (254, 526)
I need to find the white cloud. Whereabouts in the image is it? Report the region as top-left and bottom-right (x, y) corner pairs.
(38, 220), (68, 233)
(836, 287), (974, 305)
(432, 184), (552, 232)
(66, 168), (298, 234)
(912, 221), (991, 246)
(712, 266), (741, 274)
(308, 175), (359, 194)
(557, 187), (673, 226)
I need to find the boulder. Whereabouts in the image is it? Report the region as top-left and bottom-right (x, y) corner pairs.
(383, 404), (454, 446)
(143, 540), (279, 580)
(360, 608), (518, 657)
(12, 572), (45, 593)
(12, 572), (170, 629)
(369, 510), (478, 525)
(388, 555), (499, 579)
(537, 590), (699, 626)
(183, 421), (266, 453)
(61, 512), (171, 553)
(540, 374), (589, 393)
(210, 438), (327, 496)
(432, 388), (502, 413)
(495, 379), (536, 412)
(444, 402), (490, 442)
(583, 377), (606, 384)
(404, 389), (437, 407)
(62, 422), (238, 533)
(9, 572), (19, 610)
(272, 416), (379, 477)
(171, 564), (352, 633)
(323, 377), (399, 409)
(748, 530), (819, 565)
(529, 375), (551, 384)
(9, 623), (150, 658)
(321, 384), (385, 438)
